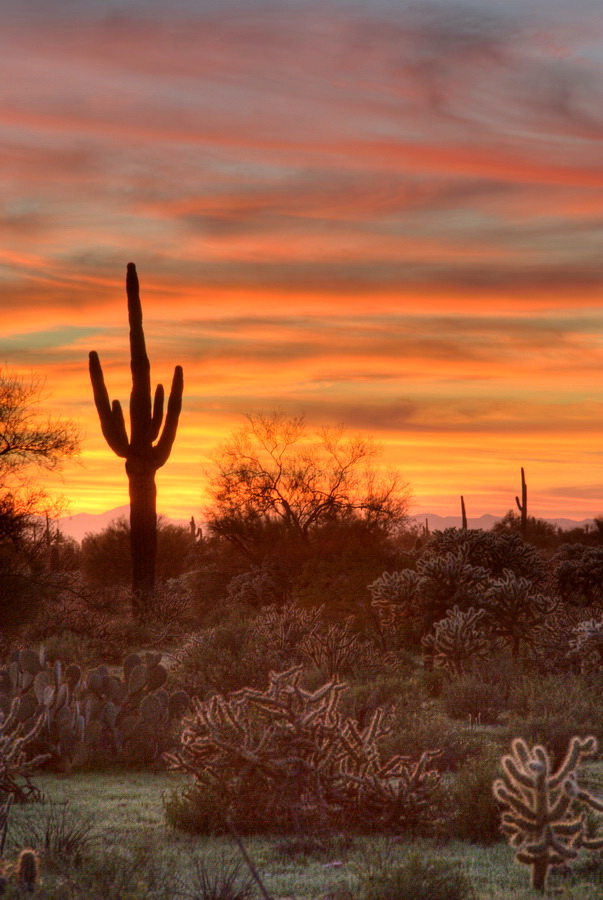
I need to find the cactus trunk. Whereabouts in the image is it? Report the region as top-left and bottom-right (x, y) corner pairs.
(127, 460), (158, 611)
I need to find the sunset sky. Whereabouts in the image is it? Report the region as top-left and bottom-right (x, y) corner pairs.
(1, 0), (601, 522)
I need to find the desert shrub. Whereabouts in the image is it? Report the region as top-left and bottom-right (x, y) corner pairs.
(24, 591), (138, 663)
(40, 630), (98, 668)
(531, 606), (588, 674)
(225, 557), (290, 607)
(170, 601), (395, 698)
(167, 666), (447, 834)
(387, 704), (483, 773)
(569, 617), (603, 672)
(164, 782), (227, 835)
(450, 743), (504, 844)
(81, 517), (193, 589)
(339, 671), (418, 727)
(440, 672), (511, 726)
(505, 672), (603, 763)
(168, 617), (282, 699)
(356, 850), (475, 900)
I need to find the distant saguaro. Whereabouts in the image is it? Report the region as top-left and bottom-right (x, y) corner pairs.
(89, 263), (183, 616)
(515, 466), (528, 536)
(460, 495), (468, 530)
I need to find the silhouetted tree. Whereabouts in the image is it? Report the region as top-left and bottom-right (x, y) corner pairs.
(205, 411), (411, 562)
(0, 367), (79, 631)
(0, 367), (79, 487)
(89, 263), (183, 617)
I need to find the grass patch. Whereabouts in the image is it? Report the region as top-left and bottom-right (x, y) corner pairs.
(4, 773), (603, 898)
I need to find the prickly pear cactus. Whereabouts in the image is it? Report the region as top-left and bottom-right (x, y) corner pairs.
(0, 647), (84, 771)
(0, 647), (190, 770)
(81, 652), (190, 765)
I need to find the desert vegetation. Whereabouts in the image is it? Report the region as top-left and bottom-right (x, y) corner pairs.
(2, 360), (603, 898)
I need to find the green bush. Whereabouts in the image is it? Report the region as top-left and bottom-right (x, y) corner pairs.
(440, 673), (509, 725)
(505, 671), (603, 764)
(357, 851), (475, 900)
(386, 704), (483, 773)
(339, 671), (418, 725)
(41, 629), (98, 668)
(163, 782), (227, 836)
(168, 616), (277, 699)
(450, 743), (504, 844)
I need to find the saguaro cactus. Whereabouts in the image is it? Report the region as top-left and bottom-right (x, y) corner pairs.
(515, 466), (528, 535)
(460, 495), (468, 530)
(493, 735), (603, 893)
(89, 263), (183, 614)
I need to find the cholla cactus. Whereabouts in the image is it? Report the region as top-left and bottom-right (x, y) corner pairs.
(421, 606), (492, 675)
(369, 570), (418, 628)
(298, 616), (391, 679)
(0, 697), (48, 802)
(250, 601), (323, 656)
(493, 736), (603, 893)
(569, 618), (603, 673)
(483, 570), (553, 657)
(15, 849), (39, 892)
(531, 607), (585, 674)
(168, 666), (443, 832)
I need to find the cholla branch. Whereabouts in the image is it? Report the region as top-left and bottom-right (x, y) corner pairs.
(0, 697), (48, 802)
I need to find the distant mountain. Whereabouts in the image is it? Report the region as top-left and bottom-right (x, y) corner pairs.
(413, 513), (594, 533)
(56, 505), (189, 542)
(58, 506), (593, 543)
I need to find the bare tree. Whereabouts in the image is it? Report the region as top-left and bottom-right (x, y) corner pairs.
(0, 368), (80, 628)
(0, 368), (79, 482)
(205, 411), (410, 558)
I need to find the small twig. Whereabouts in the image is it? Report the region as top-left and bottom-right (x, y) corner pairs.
(225, 815), (274, 900)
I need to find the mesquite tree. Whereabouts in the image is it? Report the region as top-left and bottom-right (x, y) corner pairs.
(89, 263), (183, 615)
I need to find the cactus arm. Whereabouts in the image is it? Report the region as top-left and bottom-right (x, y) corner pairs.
(576, 789), (603, 812)
(581, 835), (603, 849)
(126, 262), (152, 447)
(88, 351), (130, 457)
(149, 383), (164, 442)
(549, 736), (595, 789)
(502, 757), (535, 791)
(152, 365), (183, 468)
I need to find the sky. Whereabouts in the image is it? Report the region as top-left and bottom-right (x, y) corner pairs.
(1, 0), (602, 522)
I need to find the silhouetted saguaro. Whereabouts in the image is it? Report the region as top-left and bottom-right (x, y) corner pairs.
(515, 466), (528, 536)
(89, 263), (183, 616)
(460, 495), (467, 530)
